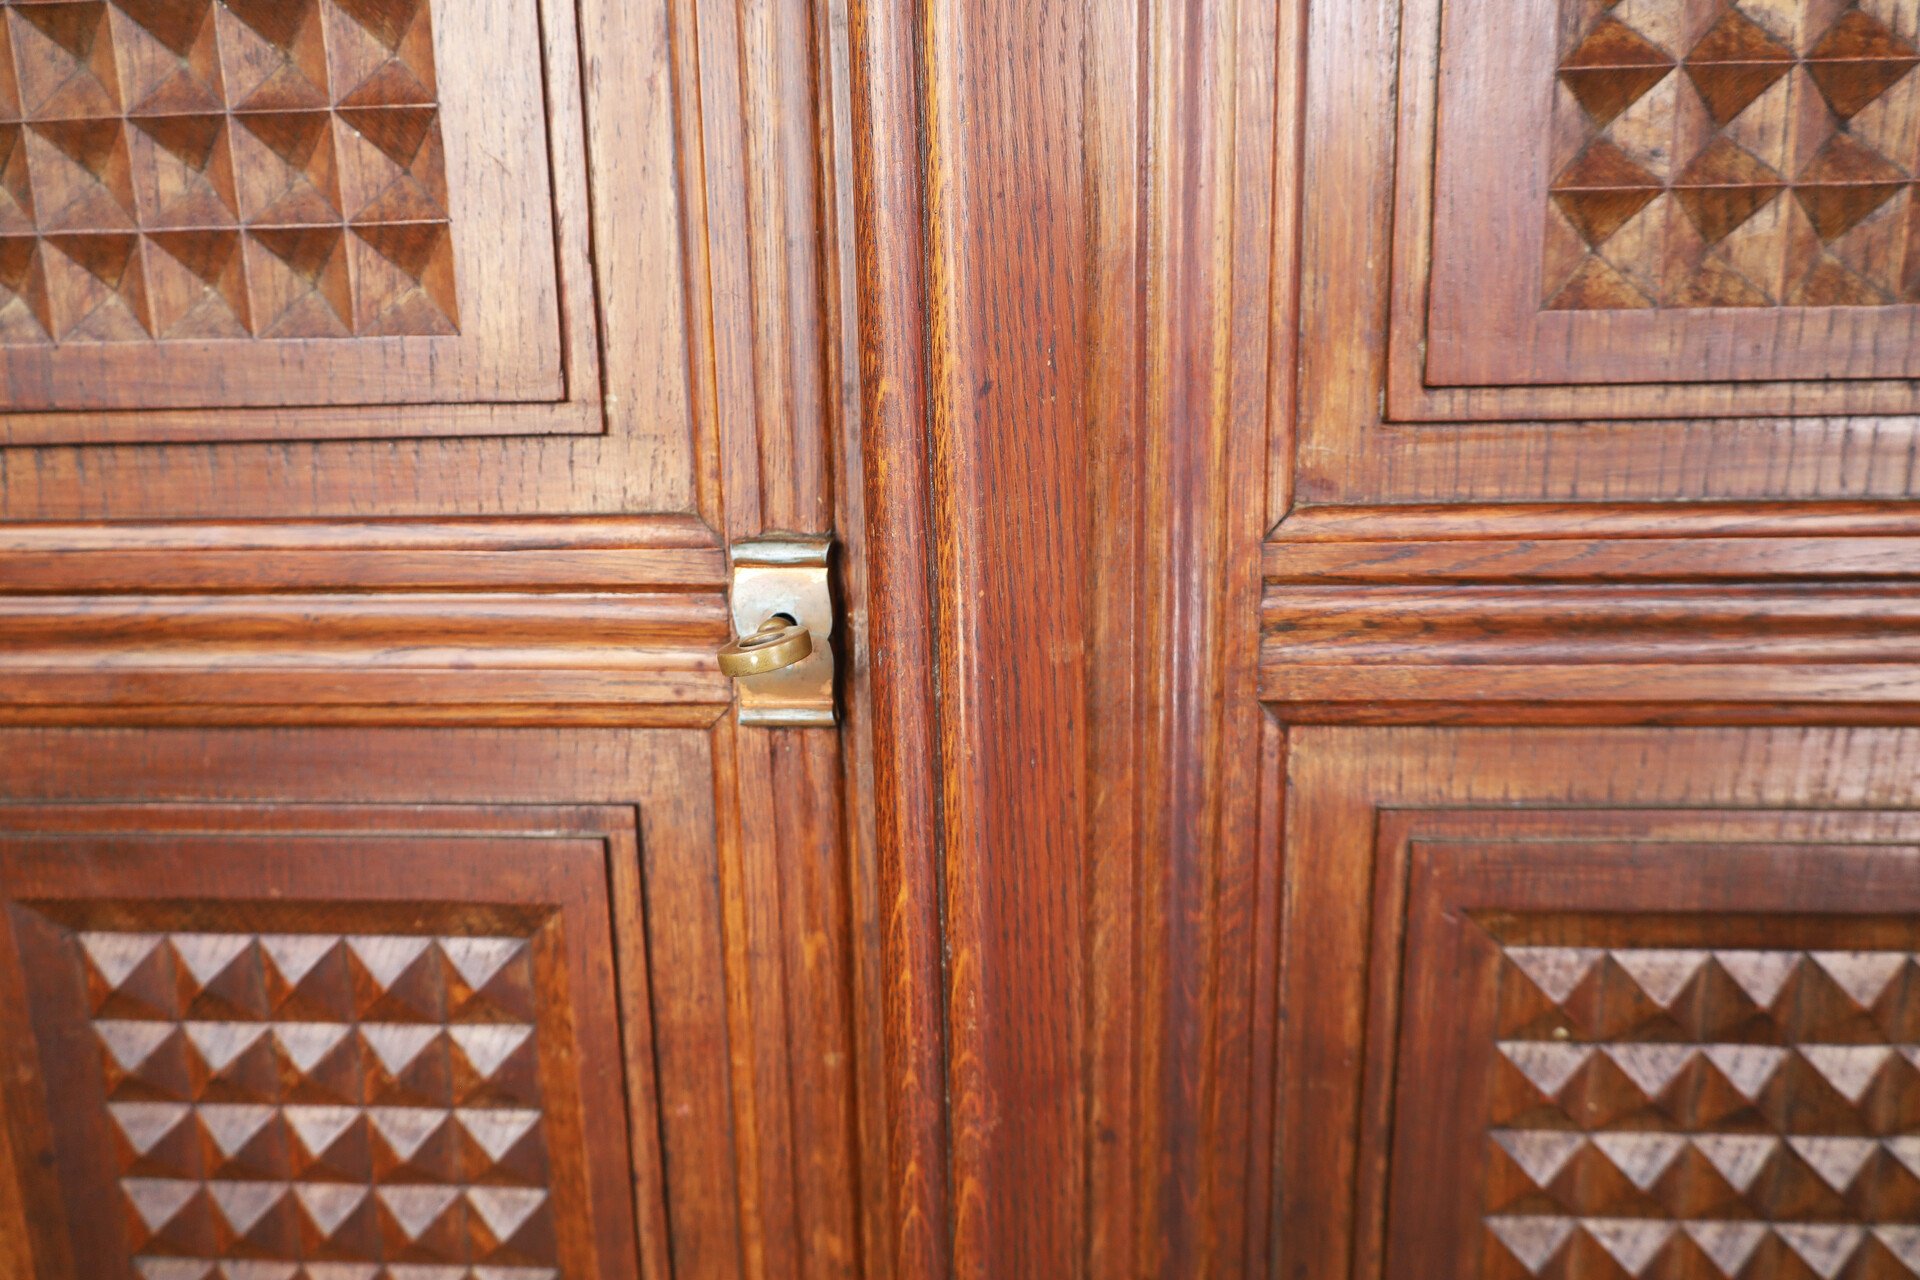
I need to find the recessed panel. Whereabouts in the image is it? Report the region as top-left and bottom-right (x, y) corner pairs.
(0, 0), (577, 429)
(1418, 0), (1920, 388)
(0, 828), (642, 1280)
(1543, 1), (1920, 313)
(0, 0), (458, 344)
(1382, 836), (1920, 1280)
(1481, 931), (1920, 1280)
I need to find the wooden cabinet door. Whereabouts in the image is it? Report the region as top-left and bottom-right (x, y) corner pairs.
(832, 0), (1920, 1274)
(1249, 0), (1920, 1274)
(0, 0), (880, 1278)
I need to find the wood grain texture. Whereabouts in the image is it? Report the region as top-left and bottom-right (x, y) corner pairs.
(0, 589), (733, 724)
(1091, 0), (1278, 1271)
(0, 517), (735, 724)
(1292, 0), (1920, 503)
(687, 0), (834, 538)
(712, 721), (860, 1280)
(1262, 508), (1920, 721)
(0, 0), (780, 520)
(0, 729), (740, 1279)
(847, 0), (949, 1274)
(1270, 503), (1920, 542)
(0, 0), (593, 436)
(1422, 0), (1920, 385)
(847, 0), (1281, 1271)
(1281, 734), (1920, 1280)
(1382, 840), (1920, 1280)
(0, 0), (876, 1274)
(1276, 727), (1920, 1280)
(918, 0), (1089, 1269)
(816, 0), (893, 1263)
(0, 834), (635, 1279)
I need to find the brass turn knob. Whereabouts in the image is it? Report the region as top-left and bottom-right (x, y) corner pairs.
(718, 615), (814, 677)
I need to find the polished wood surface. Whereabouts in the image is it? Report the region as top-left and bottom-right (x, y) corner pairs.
(0, 0), (873, 1272)
(0, 731), (733, 1276)
(846, 0), (947, 1273)
(10, 0), (1920, 1273)
(1268, 0), (1920, 1270)
(1279, 732), (1920, 1280)
(1299, 0), (1920, 498)
(849, 0), (1279, 1272)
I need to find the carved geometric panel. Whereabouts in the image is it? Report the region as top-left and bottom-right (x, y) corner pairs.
(21, 910), (563, 1279)
(0, 826), (644, 1280)
(1418, 0), (1920, 386)
(0, 0), (455, 342)
(1546, 0), (1920, 309)
(77, 927), (552, 1278)
(0, 0), (577, 431)
(1486, 941), (1920, 1279)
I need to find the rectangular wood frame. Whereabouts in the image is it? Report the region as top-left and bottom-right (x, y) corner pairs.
(1279, 727), (1920, 1280)
(1294, 0), (1920, 504)
(0, 813), (642, 1280)
(0, 0), (583, 432)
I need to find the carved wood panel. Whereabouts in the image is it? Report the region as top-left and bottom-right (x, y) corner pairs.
(1481, 936), (1920, 1279)
(0, 0), (570, 425)
(0, 812), (647, 1280)
(1289, 0), (1920, 499)
(1422, 0), (1920, 387)
(1545, 0), (1920, 311)
(1276, 730), (1920, 1280)
(37, 919), (557, 1276)
(0, 0), (457, 345)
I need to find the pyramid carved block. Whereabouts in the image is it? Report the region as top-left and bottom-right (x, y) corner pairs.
(0, 0), (456, 343)
(1544, 0), (1920, 310)
(52, 927), (559, 1276)
(1485, 941), (1920, 1279)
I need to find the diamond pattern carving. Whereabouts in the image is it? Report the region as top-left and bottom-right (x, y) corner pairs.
(0, 0), (456, 344)
(76, 929), (556, 1279)
(1484, 944), (1920, 1279)
(1545, 0), (1920, 309)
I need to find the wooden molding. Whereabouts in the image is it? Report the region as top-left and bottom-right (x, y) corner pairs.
(0, 590), (732, 725)
(1270, 503), (1920, 543)
(0, 517), (732, 724)
(847, 0), (951, 1271)
(1267, 510), (1920, 693)
(1264, 507), (1920, 720)
(0, 518), (726, 592)
(1263, 580), (1920, 721)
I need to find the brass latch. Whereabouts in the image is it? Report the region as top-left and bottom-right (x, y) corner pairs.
(717, 537), (835, 726)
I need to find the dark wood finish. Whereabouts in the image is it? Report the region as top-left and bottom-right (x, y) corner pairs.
(835, 0), (1920, 1270)
(0, 823), (640, 1280)
(0, 0), (873, 1276)
(1266, 2), (1920, 1278)
(1278, 729), (1920, 1280)
(0, 0), (809, 525)
(1386, 834), (1920, 1280)
(1262, 503), (1920, 721)
(846, 0), (948, 1275)
(712, 722), (861, 1280)
(848, 0), (1281, 1272)
(1422, 0), (1920, 386)
(39, 0), (1920, 1272)
(916, 0), (1090, 1270)
(0, 731), (740, 1278)
(1294, 0), (1920, 502)
(0, 0), (589, 435)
